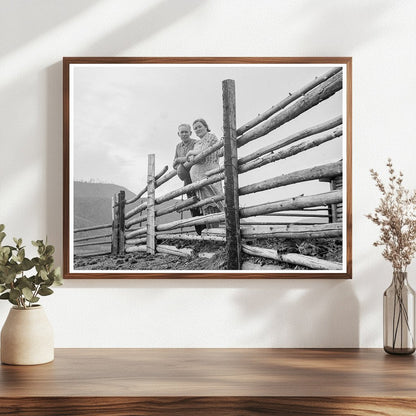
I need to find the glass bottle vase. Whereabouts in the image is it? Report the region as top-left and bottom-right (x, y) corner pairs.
(383, 271), (416, 355)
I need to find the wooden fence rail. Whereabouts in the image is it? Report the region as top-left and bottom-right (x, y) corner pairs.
(74, 233), (112, 242)
(207, 116), (342, 176)
(125, 165), (168, 206)
(240, 190), (342, 218)
(237, 71), (343, 147)
(74, 223), (112, 233)
(238, 127), (342, 175)
(205, 223), (342, 239)
(125, 196), (198, 229)
(239, 160), (342, 196)
(236, 67), (342, 135)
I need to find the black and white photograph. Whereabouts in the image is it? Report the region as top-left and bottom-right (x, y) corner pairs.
(63, 58), (352, 278)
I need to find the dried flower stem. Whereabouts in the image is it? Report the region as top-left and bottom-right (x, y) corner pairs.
(366, 159), (416, 272)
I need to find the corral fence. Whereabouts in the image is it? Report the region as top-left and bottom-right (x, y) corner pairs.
(74, 68), (344, 271)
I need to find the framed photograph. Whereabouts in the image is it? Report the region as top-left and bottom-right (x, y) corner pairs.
(63, 57), (352, 279)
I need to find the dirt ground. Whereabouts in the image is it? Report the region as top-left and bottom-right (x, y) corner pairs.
(74, 250), (224, 271)
(73, 238), (343, 271)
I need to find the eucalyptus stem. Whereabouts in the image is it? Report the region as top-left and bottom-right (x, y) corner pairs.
(32, 284), (41, 302)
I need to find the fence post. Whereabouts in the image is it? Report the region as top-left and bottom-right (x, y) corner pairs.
(118, 190), (126, 254)
(332, 175), (343, 222)
(321, 176), (342, 223)
(147, 154), (156, 254)
(111, 193), (119, 255)
(222, 79), (242, 270)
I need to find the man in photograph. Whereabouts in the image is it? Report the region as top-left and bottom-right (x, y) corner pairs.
(173, 123), (205, 235)
(173, 123), (197, 186)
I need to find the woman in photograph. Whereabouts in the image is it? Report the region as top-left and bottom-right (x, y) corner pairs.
(186, 118), (224, 216)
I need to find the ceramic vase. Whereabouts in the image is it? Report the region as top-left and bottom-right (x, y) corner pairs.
(1, 305), (54, 365)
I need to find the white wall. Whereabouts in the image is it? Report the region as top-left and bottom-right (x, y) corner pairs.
(1, 0), (415, 347)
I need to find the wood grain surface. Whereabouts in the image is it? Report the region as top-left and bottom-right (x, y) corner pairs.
(1, 348), (415, 415)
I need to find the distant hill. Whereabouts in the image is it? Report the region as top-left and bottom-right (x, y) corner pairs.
(75, 181), (137, 201)
(73, 181), (192, 231)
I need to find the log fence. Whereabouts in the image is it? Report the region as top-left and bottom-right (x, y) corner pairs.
(73, 67), (344, 270)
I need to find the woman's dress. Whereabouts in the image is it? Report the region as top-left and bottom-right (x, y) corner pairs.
(189, 132), (224, 214)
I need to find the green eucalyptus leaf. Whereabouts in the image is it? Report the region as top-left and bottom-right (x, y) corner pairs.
(0, 285), (6, 293)
(38, 287), (53, 296)
(0, 224), (5, 232)
(0, 247), (10, 255)
(0, 247), (11, 265)
(0, 232), (6, 244)
(34, 275), (43, 285)
(13, 237), (22, 248)
(22, 287), (34, 301)
(17, 276), (35, 290)
(39, 269), (48, 281)
(43, 256), (54, 266)
(20, 258), (33, 271)
(17, 248), (25, 263)
(9, 288), (21, 301)
(45, 245), (55, 256)
(45, 280), (54, 288)
(2, 271), (16, 285)
(32, 240), (43, 247)
(53, 267), (63, 285)
(9, 263), (20, 275)
(0, 291), (17, 306)
(49, 266), (61, 279)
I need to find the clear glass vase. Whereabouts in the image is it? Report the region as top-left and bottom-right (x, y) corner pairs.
(383, 271), (415, 355)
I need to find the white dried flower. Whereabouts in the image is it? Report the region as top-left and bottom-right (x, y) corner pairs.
(366, 159), (416, 272)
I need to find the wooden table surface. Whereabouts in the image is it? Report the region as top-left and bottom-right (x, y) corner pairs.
(1, 348), (415, 415)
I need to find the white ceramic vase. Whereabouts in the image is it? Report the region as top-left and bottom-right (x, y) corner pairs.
(1, 305), (54, 365)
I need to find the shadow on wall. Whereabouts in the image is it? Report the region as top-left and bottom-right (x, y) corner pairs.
(1, 0), (204, 57)
(44, 0), (205, 262)
(291, 0), (394, 53)
(233, 279), (359, 348)
(81, 0), (205, 56)
(57, 276), (359, 348)
(0, 0), (101, 57)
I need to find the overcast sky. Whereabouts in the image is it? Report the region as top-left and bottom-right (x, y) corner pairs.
(71, 63), (344, 209)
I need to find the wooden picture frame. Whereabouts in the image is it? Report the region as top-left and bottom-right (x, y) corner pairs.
(63, 57), (352, 279)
